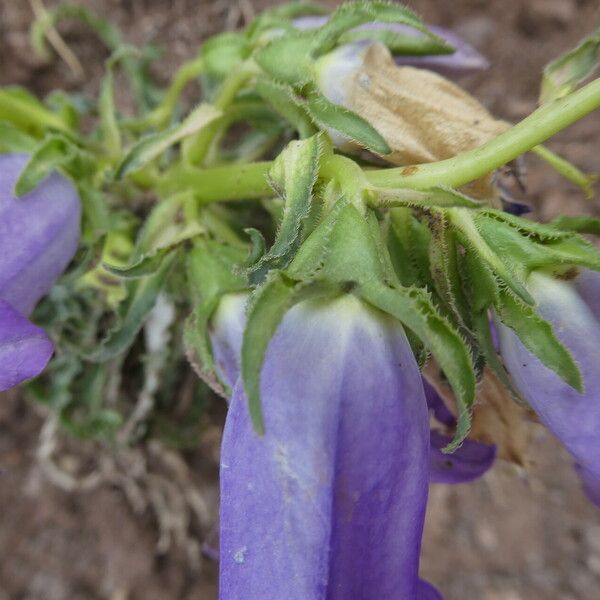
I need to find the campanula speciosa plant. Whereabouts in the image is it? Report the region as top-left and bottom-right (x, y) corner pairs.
(2, 1), (600, 598)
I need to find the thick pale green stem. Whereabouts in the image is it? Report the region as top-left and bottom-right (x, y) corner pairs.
(366, 77), (600, 190)
(158, 161), (272, 202)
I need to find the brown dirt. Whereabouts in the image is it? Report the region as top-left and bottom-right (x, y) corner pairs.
(1, 1), (600, 599)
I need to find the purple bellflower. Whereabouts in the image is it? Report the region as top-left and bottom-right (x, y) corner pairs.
(497, 270), (600, 507)
(0, 153), (80, 391)
(218, 295), (439, 599)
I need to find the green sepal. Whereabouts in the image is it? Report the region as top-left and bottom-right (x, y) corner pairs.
(495, 289), (583, 393)
(371, 185), (482, 209)
(241, 271), (340, 434)
(386, 208), (433, 289)
(338, 27), (453, 56)
(85, 251), (177, 363)
(241, 271), (296, 434)
(447, 207), (533, 305)
(243, 228), (268, 267)
(115, 103), (222, 178)
(428, 213), (471, 332)
(540, 26), (600, 103)
(248, 134), (323, 283)
(311, 1), (424, 56)
(302, 90), (391, 155)
(471, 309), (521, 401)
(475, 212), (600, 274)
(184, 242), (248, 396)
(360, 282), (475, 451)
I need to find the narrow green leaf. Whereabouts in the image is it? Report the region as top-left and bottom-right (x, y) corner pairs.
(339, 27), (453, 56)
(551, 215), (600, 236)
(99, 47), (138, 159)
(448, 208), (533, 304)
(116, 103), (222, 178)
(249, 134), (323, 282)
(428, 214), (471, 331)
(104, 247), (173, 279)
(371, 185), (482, 209)
(496, 289), (583, 392)
(303, 91), (391, 155)
(14, 135), (76, 197)
(85, 252), (176, 362)
(241, 272), (298, 434)
(311, 1), (424, 55)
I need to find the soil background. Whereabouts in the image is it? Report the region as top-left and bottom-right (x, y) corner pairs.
(1, 1), (600, 599)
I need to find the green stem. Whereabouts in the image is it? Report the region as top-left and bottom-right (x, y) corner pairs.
(184, 64), (256, 165)
(366, 77), (600, 190)
(532, 145), (597, 199)
(158, 161), (272, 202)
(158, 77), (600, 204)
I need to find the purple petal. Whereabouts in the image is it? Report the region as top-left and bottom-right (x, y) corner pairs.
(419, 579), (444, 600)
(0, 298), (53, 391)
(219, 296), (431, 599)
(423, 376), (455, 427)
(498, 272), (600, 507)
(209, 292), (248, 391)
(392, 25), (489, 77)
(430, 431), (496, 484)
(0, 153), (81, 315)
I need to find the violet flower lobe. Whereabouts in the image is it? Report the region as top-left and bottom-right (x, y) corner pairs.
(0, 153), (80, 391)
(497, 270), (600, 507)
(219, 295), (441, 599)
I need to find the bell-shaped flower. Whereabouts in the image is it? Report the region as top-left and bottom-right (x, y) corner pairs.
(218, 294), (442, 599)
(0, 153), (80, 391)
(497, 270), (600, 507)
